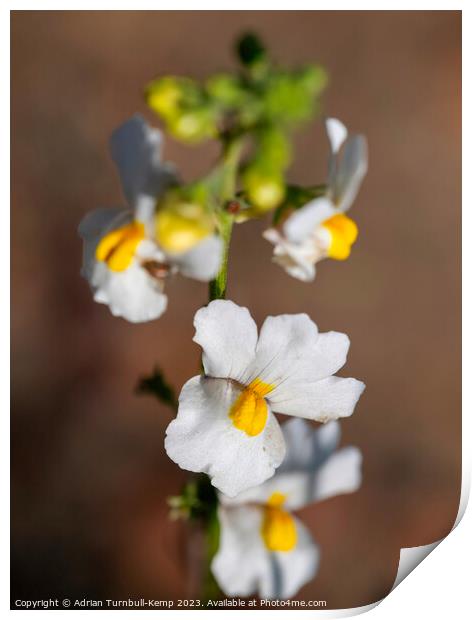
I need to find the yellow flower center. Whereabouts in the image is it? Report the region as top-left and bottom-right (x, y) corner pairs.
(155, 207), (213, 253)
(95, 221), (145, 272)
(261, 492), (297, 552)
(322, 213), (358, 260)
(229, 378), (274, 437)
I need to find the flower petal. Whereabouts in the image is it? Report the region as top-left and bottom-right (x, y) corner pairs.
(212, 507), (319, 600)
(269, 375), (365, 422)
(333, 134), (368, 212)
(325, 117), (348, 154)
(91, 257), (168, 323)
(193, 300), (258, 382)
(224, 450), (361, 512)
(282, 197), (337, 244)
(263, 228), (317, 282)
(243, 314), (350, 390)
(261, 517), (319, 599)
(168, 234), (223, 281)
(279, 418), (341, 473)
(211, 505), (267, 597)
(165, 376), (285, 497)
(78, 207), (131, 281)
(220, 420), (341, 507)
(110, 114), (176, 224)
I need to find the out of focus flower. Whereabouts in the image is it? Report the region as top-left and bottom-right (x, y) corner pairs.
(79, 115), (223, 323)
(263, 117), (368, 281)
(165, 300), (364, 496)
(212, 418), (362, 599)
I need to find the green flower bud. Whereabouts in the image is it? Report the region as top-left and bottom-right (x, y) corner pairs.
(257, 127), (292, 169)
(263, 72), (315, 125)
(243, 163), (286, 212)
(167, 107), (218, 143)
(146, 76), (197, 121)
(236, 32), (266, 67)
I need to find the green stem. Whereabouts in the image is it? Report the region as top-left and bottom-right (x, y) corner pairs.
(208, 137), (244, 302)
(209, 212), (233, 301)
(201, 137), (245, 602)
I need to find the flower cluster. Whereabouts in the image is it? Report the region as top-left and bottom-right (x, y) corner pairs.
(79, 33), (368, 602)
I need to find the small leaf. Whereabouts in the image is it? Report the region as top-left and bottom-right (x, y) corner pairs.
(136, 366), (178, 410)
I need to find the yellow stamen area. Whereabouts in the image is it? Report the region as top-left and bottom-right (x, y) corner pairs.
(322, 213), (358, 260)
(261, 492), (297, 552)
(95, 221), (145, 272)
(155, 208), (213, 254)
(229, 378), (274, 437)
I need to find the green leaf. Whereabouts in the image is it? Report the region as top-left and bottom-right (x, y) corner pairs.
(136, 366), (178, 410)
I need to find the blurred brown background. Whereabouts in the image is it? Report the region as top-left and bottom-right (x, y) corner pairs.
(11, 10), (461, 609)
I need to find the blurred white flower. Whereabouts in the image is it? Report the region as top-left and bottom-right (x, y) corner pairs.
(264, 117), (368, 282)
(78, 115), (223, 323)
(212, 418), (362, 599)
(165, 300), (364, 496)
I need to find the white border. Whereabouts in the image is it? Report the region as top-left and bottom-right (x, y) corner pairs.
(5, 2), (467, 617)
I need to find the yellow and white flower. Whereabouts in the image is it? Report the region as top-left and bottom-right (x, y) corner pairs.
(263, 118), (368, 282)
(212, 418), (362, 599)
(79, 115), (223, 323)
(165, 300), (364, 496)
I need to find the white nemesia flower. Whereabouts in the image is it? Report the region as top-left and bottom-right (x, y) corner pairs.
(78, 114), (223, 323)
(264, 117), (368, 282)
(165, 300), (365, 496)
(212, 419), (362, 599)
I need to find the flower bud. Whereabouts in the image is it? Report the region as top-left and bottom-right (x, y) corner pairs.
(243, 163), (285, 212)
(167, 107), (218, 143)
(264, 72), (315, 125)
(155, 192), (215, 253)
(236, 33), (266, 67)
(146, 77), (190, 120)
(257, 127), (292, 169)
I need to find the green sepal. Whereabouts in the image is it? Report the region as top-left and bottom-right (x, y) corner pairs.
(272, 184), (327, 225)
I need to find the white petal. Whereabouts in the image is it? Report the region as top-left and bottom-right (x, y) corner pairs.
(269, 375), (365, 422)
(325, 117), (348, 154)
(193, 300), (258, 382)
(283, 197), (337, 244)
(242, 314), (350, 390)
(225, 449), (361, 512)
(91, 258), (168, 323)
(260, 518), (319, 599)
(212, 508), (319, 600)
(211, 505), (267, 597)
(168, 235), (223, 281)
(305, 446), (362, 503)
(110, 114), (176, 224)
(165, 376), (285, 497)
(221, 420), (342, 508)
(333, 134), (368, 212)
(78, 207), (128, 240)
(263, 228), (317, 282)
(280, 418), (340, 473)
